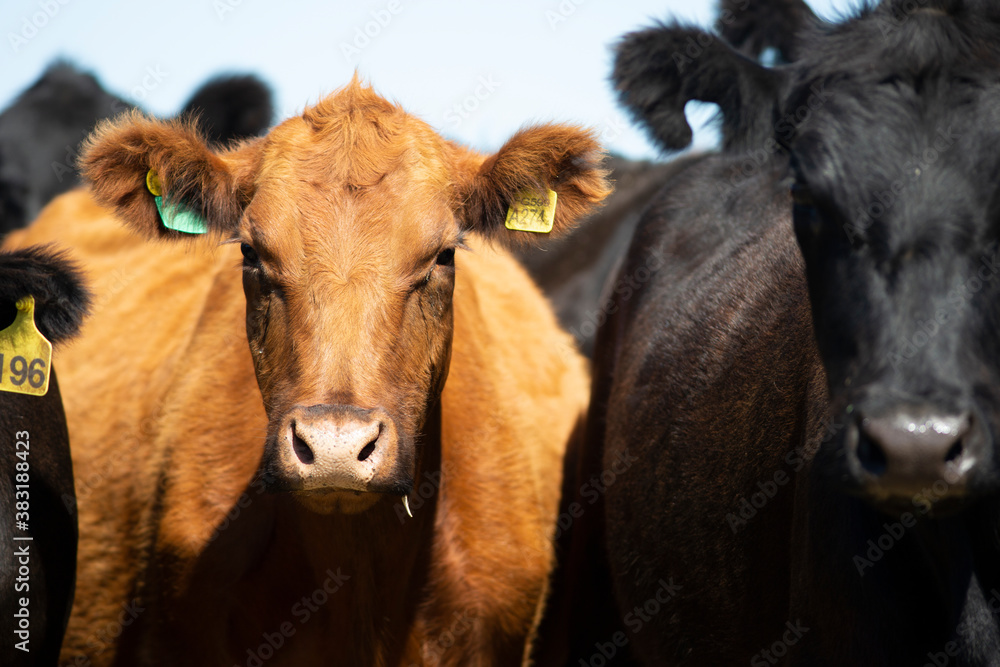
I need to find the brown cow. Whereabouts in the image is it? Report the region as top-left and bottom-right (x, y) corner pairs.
(5, 78), (608, 666)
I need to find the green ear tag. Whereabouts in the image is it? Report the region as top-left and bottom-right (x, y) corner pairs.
(0, 296), (53, 396)
(504, 189), (557, 233)
(146, 169), (208, 235)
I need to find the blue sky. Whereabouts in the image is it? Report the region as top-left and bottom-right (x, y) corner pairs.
(1, 0), (843, 160)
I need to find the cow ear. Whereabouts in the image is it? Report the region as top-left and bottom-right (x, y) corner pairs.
(179, 74), (274, 146)
(715, 0), (818, 64)
(0, 245), (90, 345)
(456, 124), (611, 247)
(612, 23), (786, 153)
(78, 111), (260, 240)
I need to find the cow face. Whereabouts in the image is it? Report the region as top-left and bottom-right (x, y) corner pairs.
(613, 0), (1000, 509)
(81, 80), (608, 514)
(782, 18), (1000, 508)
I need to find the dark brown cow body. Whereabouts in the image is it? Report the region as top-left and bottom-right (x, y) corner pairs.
(0, 246), (89, 666)
(513, 154), (694, 357)
(539, 0), (1000, 664)
(6, 79), (608, 666)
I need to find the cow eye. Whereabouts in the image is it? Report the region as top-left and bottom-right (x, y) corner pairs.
(790, 182), (815, 208)
(241, 243), (260, 265)
(436, 248), (455, 267)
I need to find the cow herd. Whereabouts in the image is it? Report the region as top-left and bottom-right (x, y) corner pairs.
(2, 0), (1000, 665)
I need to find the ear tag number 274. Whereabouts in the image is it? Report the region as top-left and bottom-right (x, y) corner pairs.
(0, 295), (52, 396)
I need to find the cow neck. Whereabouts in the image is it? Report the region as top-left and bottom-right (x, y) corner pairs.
(222, 399), (444, 661)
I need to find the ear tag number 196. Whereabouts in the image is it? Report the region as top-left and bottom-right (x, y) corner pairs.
(0, 295), (52, 396)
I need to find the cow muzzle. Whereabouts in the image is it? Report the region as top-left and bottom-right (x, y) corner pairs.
(271, 404), (411, 503)
(845, 405), (986, 507)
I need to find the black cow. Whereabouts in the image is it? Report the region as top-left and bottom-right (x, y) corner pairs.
(537, 1), (1000, 665)
(512, 154), (694, 357)
(0, 245), (90, 666)
(0, 62), (273, 235)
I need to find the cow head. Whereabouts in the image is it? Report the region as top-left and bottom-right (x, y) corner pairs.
(81, 79), (608, 514)
(614, 0), (1000, 511)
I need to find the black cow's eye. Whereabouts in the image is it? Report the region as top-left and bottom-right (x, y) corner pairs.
(241, 243), (259, 265)
(436, 248), (455, 266)
(790, 182), (815, 207)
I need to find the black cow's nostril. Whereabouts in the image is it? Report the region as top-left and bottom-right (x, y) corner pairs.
(945, 440), (964, 464)
(856, 429), (888, 476)
(293, 424), (315, 464)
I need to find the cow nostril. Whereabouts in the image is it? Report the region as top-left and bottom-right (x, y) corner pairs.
(293, 431), (315, 465)
(357, 439), (377, 462)
(856, 431), (887, 476)
(944, 440), (964, 464)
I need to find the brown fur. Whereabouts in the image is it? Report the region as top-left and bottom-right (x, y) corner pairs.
(4, 79), (606, 666)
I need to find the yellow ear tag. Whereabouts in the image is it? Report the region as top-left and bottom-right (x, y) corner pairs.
(0, 296), (52, 396)
(504, 189), (557, 233)
(146, 169), (208, 235)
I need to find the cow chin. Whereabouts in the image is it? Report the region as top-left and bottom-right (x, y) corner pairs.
(293, 489), (386, 515)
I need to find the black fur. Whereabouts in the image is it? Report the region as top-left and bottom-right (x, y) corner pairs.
(179, 74), (273, 147)
(0, 245), (91, 344)
(715, 0), (819, 63)
(0, 62), (273, 236)
(539, 1), (1000, 664)
(612, 23), (785, 153)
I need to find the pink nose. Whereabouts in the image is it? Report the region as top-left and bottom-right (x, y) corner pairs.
(277, 404), (398, 493)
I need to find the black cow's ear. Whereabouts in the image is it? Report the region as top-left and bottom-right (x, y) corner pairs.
(715, 0), (819, 63)
(180, 74), (274, 146)
(0, 245), (90, 345)
(612, 23), (786, 153)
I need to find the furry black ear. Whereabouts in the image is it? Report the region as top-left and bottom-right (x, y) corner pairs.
(612, 23), (786, 153)
(0, 245), (90, 345)
(715, 0), (819, 63)
(180, 74), (274, 146)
